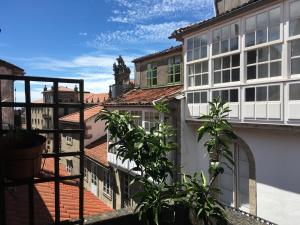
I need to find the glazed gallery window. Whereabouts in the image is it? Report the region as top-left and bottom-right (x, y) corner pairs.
(213, 54), (240, 84)
(188, 61), (208, 87)
(146, 63), (157, 86)
(289, 1), (300, 36)
(212, 89), (239, 103)
(144, 111), (160, 131)
(245, 85), (280, 102)
(291, 39), (300, 75)
(245, 7), (280, 47)
(289, 83), (300, 100)
(246, 44), (282, 80)
(187, 34), (208, 62)
(168, 56), (181, 83)
(212, 22), (239, 55)
(103, 170), (111, 196)
(187, 91), (208, 104)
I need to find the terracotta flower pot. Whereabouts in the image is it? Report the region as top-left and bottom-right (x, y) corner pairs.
(0, 134), (46, 179)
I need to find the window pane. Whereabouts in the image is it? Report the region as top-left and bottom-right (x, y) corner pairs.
(222, 26), (229, 40)
(291, 40), (300, 57)
(194, 48), (200, 60)
(195, 63), (201, 74)
(202, 73), (208, 85)
(230, 89), (239, 102)
(245, 88), (255, 102)
(223, 56), (230, 69)
(232, 54), (240, 67)
(187, 93), (193, 103)
(289, 83), (300, 100)
(268, 85), (280, 101)
(258, 64), (268, 78)
(195, 75), (202, 86)
(247, 66), (256, 80)
(212, 91), (220, 100)
(202, 61), (208, 72)
(201, 92), (208, 103)
(188, 77), (194, 87)
(269, 25), (280, 41)
(231, 23), (239, 37)
(213, 29), (221, 42)
(223, 70), (230, 83)
(152, 77), (157, 85)
(187, 51), (193, 61)
(290, 19), (300, 36)
(221, 40), (229, 53)
(256, 86), (267, 101)
(201, 46), (207, 58)
(201, 34), (208, 45)
(221, 90), (229, 102)
(194, 36), (201, 48)
(270, 7), (281, 25)
(258, 47), (268, 62)
(256, 29), (267, 44)
(270, 44), (282, 60)
(214, 58), (221, 70)
(175, 73), (180, 82)
(245, 32), (255, 47)
(247, 50), (257, 64)
(291, 58), (300, 75)
(232, 69), (240, 82)
(257, 12), (268, 29)
(212, 42), (220, 55)
(187, 38), (193, 50)
(246, 16), (255, 32)
(230, 37), (239, 51)
(270, 62), (281, 77)
(290, 1), (300, 20)
(188, 65), (194, 75)
(214, 72), (221, 84)
(194, 92), (200, 103)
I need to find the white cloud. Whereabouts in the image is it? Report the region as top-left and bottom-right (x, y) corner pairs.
(88, 21), (189, 49)
(109, 0), (213, 24)
(79, 32), (88, 36)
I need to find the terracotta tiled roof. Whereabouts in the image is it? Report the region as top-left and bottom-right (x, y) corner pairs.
(5, 158), (113, 225)
(170, 0), (265, 40)
(132, 45), (182, 63)
(85, 135), (108, 167)
(59, 105), (102, 123)
(85, 93), (109, 104)
(105, 85), (183, 106)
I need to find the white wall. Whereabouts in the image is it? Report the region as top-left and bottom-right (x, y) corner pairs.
(236, 127), (300, 225)
(85, 116), (106, 146)
(181, 110), (300, 225)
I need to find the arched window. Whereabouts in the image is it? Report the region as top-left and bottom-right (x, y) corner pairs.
(219, 140), (256, 214)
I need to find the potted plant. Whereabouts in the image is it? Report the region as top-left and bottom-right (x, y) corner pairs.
(0, 129), (46, 179)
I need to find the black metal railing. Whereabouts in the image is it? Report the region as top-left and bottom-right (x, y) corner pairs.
(0, 75), (85, 225)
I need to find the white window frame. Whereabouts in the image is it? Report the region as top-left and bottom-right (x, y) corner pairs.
(245, 43), (283, 81)
(244, 84), (282, 103)
(211, 88), (239, 103)
(143, 111), (160, 132)
(187, 91), (208, 104)
(103, 170), (111, 197)
(213, 54), (241, 85)
(187, 32), (209, 63)
(187, 60), (209, 87)
(211, 20), (241, 57)
(287, 0), (300, 40)
(243, 4), (283, 51)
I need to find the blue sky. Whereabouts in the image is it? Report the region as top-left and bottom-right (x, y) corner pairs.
(0, 0), (214, 101)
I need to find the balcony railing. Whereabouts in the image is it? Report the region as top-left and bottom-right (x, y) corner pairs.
(0, 74), (85, 225)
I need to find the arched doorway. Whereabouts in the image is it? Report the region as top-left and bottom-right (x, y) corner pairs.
(219, 138), (257, 214)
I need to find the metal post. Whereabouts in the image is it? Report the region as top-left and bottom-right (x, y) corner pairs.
(79, 80), (84, 224)
(53, 81), (60, 224)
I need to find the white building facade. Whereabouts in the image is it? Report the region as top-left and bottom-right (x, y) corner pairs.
(171, 0), (300, 224)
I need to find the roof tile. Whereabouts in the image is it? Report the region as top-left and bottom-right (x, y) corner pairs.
(59, 105), (103, 123)
(85, 135), (108, 166)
